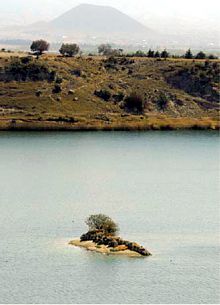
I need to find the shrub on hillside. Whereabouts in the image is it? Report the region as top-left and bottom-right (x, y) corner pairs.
(94, 89), (111, 101)
(98, 44), (112, 56)
(166, 62), (220, 102)
(104, 56), (134, 70)
(30, 40), (50, 55)
(195, 51), (206, 59)
(112, 92), (125, 102)
(52, 84), (62, 94)
(71, 69), (82, 77)
(55, 76), (63, 84)
(208, 54), (218, 60)
(124, 92), (144, 114)
(35, 90), (42, 97)
(154, 51), (161, 58)
(184, 49), (193, 59)
(59, 43), (80, 57)
(147, 49), (155, 58)
(134, 50), (146, 57)
(157, 93), (169, 110)
(2, 57), (56, 82)
(161, 49), (169, 59)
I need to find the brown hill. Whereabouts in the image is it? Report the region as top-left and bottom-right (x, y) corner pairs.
(0, 52), (219, 130)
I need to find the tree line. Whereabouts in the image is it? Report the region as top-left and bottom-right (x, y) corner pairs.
(30, 40), (80, 57)
(130, 48), (218, 60)
(29, 39), (218, 60)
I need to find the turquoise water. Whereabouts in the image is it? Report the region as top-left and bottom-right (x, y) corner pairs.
(0, 131), (219, 304)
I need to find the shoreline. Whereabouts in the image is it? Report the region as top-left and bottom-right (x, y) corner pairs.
(69, 239), (144, 257)
(0, 117), (219, 131)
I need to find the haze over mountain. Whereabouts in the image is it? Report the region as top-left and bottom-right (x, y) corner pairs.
(0, 4), (156, 45)
(0, 1), (219, 50)
(50, 4), (150, 36)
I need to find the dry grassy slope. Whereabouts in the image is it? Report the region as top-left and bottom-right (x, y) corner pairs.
(0, 52), (219, 130)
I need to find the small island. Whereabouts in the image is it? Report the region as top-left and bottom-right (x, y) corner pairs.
(69, 214), (152, 257)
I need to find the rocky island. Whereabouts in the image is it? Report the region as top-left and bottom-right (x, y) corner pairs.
(69, 214), (152, 257)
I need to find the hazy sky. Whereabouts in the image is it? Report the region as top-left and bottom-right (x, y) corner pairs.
(0, 0), (220, 26)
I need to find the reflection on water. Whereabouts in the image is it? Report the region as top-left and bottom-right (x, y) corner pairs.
(0, 131), (219, 303)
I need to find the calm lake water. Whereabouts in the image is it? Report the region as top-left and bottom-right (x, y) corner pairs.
(0, 131), (219, 304)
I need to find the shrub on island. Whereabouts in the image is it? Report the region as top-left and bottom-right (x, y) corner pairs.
(85, 214), (118, 235)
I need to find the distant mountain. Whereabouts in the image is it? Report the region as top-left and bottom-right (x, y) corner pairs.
(2, 4), (152, 44)
(0, 3), (219, 49)
(49, 4), (150, 37)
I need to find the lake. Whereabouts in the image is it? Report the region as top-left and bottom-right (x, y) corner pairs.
(0, 131), (219, 304)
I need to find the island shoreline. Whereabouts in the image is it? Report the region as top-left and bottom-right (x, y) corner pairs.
(69, 239), (146, 257)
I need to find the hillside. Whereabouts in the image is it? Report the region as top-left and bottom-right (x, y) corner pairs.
(0, 52), (219, 131)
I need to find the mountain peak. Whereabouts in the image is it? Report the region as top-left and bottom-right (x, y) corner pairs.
(76, 3), (111, 8)
(71, 3), (126, 12)
(49, 3), (150, 38)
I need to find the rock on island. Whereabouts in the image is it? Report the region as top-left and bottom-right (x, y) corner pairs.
(69, 214), (152, 257)
(69, 230), (152, 257)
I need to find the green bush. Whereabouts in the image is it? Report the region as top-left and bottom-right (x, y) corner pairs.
(86, 214), (118, 235)
(161, 49), (169, 59)
(147, 49), (155, 58)
(134, 50), (146, 57)
(208, 54), (218, 60)
(166, 62), (220, 102)
(52, 84), (62, 94)
(55, 76), (63, 84)
(59, 43), (80, 57)
(195, 51), (206, 59)
(184, 49), (193, 59)
(30, 40), (49, 55)
(157, 93), (169, 110)
(3, 57), (56, 82)
(94, 89), (111, 101)
(98, 44), (112, 55)
(124, 92), (144, 114)
(35, 90), (42, 97)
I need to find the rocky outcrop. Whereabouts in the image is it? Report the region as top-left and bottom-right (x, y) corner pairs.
(165, 62), (220, 103)
(94, 89), (111, 101)
(79, 230), (151, 256)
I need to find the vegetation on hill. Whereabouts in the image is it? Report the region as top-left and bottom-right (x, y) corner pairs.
(0, 50), (219, 130)
(123, 92), (144, 114)
(59, 43), (80, 57)
(130, 48), (218, 60)
(98, 44), (123, 56)
(166, 61), (220, 102)
(30, 40), (50, 56)
(26, 39), (219, 60)
(0, 56), (56, 82)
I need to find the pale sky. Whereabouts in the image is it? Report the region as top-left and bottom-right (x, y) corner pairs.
(0, 0), (220, 26)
